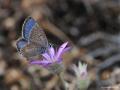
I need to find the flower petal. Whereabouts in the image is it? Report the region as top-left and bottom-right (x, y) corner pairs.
(30, 60), (52, 67)
(78, 62), (87, 76)
(62, 47), (71, 54)
(49, 46), (55, 59)
(78, 62), (87, 71)
(56, 42), (68, 59)
(42, 53), (51, 61)
(56, 58), (62, 63)
(72, 65), (79, 77)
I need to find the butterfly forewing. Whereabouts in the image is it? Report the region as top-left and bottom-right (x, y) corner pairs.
(29, 24), (49, 48)
(22, 17), (36, 41)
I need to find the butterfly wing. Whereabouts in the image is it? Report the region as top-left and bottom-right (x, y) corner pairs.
(20, 44), (46, 59)
(29, 23), (49, 48)
(16, 38), (27, 52)
(22, 17), (36, 41)
(16, 39), (44, 60)
(22, 16), (48, 48)
(17, 17), (49, 60)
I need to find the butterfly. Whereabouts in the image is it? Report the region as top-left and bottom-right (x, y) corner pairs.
(16, 17), (49, 60)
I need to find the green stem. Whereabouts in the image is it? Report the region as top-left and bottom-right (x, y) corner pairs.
(58, 72), (67, 90)
(30, 80), (33, 90)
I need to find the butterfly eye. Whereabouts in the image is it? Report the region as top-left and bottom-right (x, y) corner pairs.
(48, 43), (53, 48)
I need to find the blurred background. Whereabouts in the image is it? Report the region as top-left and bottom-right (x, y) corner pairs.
(0, 0), (120, 90)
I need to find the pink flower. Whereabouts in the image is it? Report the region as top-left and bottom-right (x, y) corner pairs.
(73, 62), (90, 89)
(73, 62), (88, 79)
(30, 42), (70, 68)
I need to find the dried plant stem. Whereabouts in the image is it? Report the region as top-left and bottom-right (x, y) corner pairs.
(58, 72), (67, 90)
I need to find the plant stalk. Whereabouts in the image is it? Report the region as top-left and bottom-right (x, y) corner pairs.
(58, 72), (67, 90)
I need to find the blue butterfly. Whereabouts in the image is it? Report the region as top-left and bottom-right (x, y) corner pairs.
(16, 17), (49, 60)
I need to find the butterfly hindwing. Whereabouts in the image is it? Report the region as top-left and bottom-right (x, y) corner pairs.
(16, 38), (27, 51)
(20, 44), (46, 59)
(22, 17), (36, 41)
